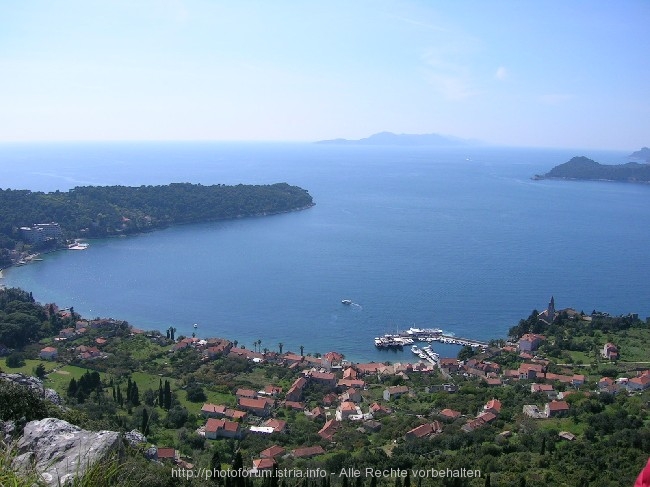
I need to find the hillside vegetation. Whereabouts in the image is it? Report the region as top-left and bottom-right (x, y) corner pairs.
(0, 182), (313, 266)
(537, 156), (650, 182)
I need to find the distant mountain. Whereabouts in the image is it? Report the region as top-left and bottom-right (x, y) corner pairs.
(629, 147), (650, 163)
(315, 131), (478, 146)
(534, 156), (650, 183)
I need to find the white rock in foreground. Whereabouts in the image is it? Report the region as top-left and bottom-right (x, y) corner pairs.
(13, 418), (122, 487)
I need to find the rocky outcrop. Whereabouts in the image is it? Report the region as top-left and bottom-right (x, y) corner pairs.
(0, 419), (16, 445)
(12, 418), (122, 487)
(0, 373), (62, 405)
(124, 429), (147, 448)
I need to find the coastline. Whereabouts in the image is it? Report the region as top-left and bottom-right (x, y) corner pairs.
(0, 202), (315, 273)
(533, 175), (650, 184)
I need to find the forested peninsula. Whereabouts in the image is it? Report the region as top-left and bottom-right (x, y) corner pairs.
(534, 156), (650, 183)
(0, 182), (313, 266)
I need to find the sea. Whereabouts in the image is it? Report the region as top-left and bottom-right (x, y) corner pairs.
(1, 142), (649, 363)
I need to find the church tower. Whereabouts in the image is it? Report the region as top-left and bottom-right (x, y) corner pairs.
(548, 296), (555, 322)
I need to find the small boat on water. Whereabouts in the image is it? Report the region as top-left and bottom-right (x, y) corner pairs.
(68, 242), (89, 250)
(341, 299), (353, 305)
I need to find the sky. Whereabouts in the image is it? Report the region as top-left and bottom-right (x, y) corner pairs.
(0, 1), (648, 149)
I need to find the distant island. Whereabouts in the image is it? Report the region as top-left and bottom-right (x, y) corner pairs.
(0, 182), (313, 267)
(316, 131), (479, 147)
(534, 156), (650, 183)
(629, 147), (650, 163)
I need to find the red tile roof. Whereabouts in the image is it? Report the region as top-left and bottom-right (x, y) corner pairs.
(252, 458), (276, 470)
(547, 400), (569, 412)
(406, 421), (442, 438)
(292, 445), (325, 458)
(157, 447), (177, 459)
(260, 445), (285, 458)
(439, 408), (461, 419)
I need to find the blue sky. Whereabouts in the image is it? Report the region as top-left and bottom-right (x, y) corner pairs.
(0, 1), (648, 149)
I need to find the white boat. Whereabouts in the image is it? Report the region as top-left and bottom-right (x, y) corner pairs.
(341, 299), (353, 305)
(405, 327), (443, 337)
(68, 242), (89, 250)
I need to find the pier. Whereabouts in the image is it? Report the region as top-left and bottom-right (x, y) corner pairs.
(375, 327), (488, 350)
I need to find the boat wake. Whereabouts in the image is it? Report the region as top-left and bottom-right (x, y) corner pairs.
(342, 299), (362, 309)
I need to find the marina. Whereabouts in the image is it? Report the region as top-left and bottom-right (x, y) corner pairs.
(411, 344), (439, 365)
(375, 327), (488, 351)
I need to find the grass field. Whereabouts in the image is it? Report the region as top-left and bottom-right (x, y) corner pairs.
(617, 328), (650, 363)
(45, 364), (107, 394)
(0, 358), (58, 376)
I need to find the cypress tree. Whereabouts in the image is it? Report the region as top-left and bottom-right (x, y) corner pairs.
(210, 449), (221, 485)
(141, 408), (149, 435)
(158, 379), (164, 408)
(126, 377), (132, 403)
(232, 451), (244, 487)
(67, 378), (78, 397)
(270, 463), (279, 487)
(131, 382), (140, 406)
(164, 380), (172, 410)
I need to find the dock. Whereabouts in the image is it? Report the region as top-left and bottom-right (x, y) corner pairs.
(375, 326), (488, 350)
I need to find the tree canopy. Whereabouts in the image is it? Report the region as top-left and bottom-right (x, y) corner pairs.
(0, 182), (313, 251)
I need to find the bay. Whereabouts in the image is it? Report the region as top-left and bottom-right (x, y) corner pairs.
(2, 142), (648, 362)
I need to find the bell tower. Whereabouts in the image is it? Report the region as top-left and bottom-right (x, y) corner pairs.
(548, 296), (555, 321)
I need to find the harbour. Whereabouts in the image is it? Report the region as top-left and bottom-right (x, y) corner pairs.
(374, 327), (488, 352)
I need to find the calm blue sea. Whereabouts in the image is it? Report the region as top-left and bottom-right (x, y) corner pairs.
(1, 142), (648, 362)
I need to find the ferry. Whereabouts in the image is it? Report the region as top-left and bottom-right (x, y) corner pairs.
(404, 327), (443, 338)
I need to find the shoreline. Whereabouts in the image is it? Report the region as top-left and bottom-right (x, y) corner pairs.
(0, 202), (315, 274)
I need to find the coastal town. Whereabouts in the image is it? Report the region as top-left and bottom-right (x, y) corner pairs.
(2, 290), (650, 485)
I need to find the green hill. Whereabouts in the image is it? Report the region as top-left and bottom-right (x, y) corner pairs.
(536, 156), (650, 183)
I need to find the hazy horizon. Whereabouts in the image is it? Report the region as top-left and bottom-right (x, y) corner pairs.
(1, 1), (648, 150)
